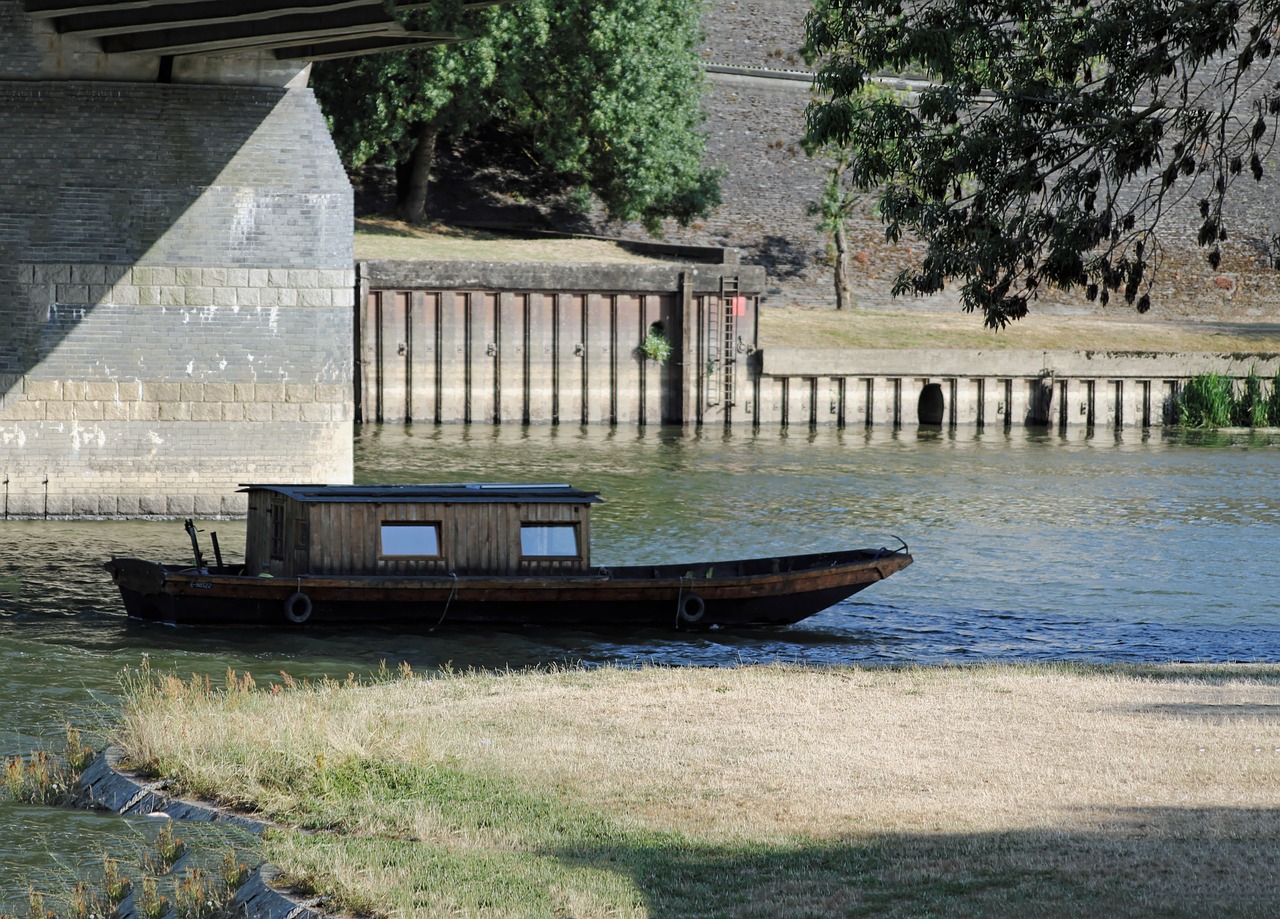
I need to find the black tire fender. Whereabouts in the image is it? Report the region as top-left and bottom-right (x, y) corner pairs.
(679, 592), (706, 624)
(284, 590), (313, 625)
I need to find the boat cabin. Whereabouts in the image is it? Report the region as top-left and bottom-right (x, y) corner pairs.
(241, 484), (601, 579)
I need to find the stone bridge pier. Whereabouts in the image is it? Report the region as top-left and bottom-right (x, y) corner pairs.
(0, 1), (451, 517)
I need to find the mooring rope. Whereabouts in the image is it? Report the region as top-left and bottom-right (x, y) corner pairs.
(676, 573), (694, 627)
(431, 572), (459, 631)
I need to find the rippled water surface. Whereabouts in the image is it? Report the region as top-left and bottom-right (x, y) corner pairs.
(2, 424), (1279, 901)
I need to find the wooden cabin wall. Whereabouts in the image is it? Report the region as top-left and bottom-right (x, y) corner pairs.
(243, 491), (267, 573)
(296, 499), (592, 577)
(446, 502), (589, 576)
(307, 501), (450, 577)
(244, 492), (308, 578)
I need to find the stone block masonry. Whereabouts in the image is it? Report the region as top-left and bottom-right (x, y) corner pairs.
(2, 264), (353, 516)
(0, 56), (355, 516)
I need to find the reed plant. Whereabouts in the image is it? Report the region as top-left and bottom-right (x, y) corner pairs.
(1177, 372), (1237, 427)
(173, 868), (224, 919)
(99, 855), (131, 908)
(135, 876), (170, 919)
(13, 850), (247, 919)
(1234, 366), (1270, 427)
(1, 726), (97, 806)
(139, 823), (186, 876)
(1268, 367), (1280, 424)
(112, 661), (1280, 919)
(1177, 367), (1280, 428)
(66, 881), (110, 919)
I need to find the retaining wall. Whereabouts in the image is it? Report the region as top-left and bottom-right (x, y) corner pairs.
(758, 349), (1280, 429)
(548, 1), (1280, 319)
(359, 261), (767, 427)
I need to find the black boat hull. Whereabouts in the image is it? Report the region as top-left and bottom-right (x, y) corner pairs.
(104, 549), (913, 630)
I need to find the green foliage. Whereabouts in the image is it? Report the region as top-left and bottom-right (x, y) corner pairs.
(803, 0), (1280, 327)
(312, 0), (721, 232)
(639, 324), (671, 363)
(1177, 369), (1280, 428)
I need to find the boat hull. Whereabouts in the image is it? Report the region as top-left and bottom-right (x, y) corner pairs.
(103, 549), (912, 630)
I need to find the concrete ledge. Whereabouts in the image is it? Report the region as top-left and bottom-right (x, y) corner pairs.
(71, 748), (328, 919)
(361, 260), (767, 295)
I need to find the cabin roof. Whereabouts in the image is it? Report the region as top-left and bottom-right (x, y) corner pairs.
(240, 484), (602, 505)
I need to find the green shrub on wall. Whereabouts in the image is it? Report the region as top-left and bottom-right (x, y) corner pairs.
(639, 325), (671, 364)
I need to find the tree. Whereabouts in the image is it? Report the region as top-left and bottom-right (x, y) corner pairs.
(311, 0), (721, 232)
(802, 0), (1280, 327)
(808, 152), (859, 310)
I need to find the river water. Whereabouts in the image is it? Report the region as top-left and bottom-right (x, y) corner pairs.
(3, 423), (1279, 903)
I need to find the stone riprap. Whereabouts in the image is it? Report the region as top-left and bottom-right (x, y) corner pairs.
(72, 748), (328, 919)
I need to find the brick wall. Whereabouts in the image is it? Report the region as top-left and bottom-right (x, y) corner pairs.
(0, 70), (355, 516)
(0, 1), (41, 75)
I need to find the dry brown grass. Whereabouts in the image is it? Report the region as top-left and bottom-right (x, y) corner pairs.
(315, 664), (1277, 839)
(758, 306), (1280, 352)
(116, 663), (1280, 917)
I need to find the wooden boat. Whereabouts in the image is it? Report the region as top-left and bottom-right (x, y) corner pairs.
(103, 484), (912, 629)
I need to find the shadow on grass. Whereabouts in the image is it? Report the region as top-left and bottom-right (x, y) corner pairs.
(269, 753), (1280, 918)
(538, 807), (1280, 918)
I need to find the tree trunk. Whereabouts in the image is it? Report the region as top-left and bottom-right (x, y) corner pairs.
(396, 121), (439, 225)
(832, 218), (852, 311)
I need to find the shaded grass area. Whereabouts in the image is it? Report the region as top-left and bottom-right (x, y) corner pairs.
(113, 662), (1280, 918)
(268, 786), (1278, 919)
(354, 218), (657, 265)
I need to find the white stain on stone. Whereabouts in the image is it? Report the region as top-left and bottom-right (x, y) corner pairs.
(231, 188), (259, 248)
(70, 423), (107, 453)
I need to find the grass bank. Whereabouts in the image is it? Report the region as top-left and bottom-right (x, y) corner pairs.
(115, 662), (1280, 918)
(355, 219), (657, 265)
(757, 307), (1280, 353)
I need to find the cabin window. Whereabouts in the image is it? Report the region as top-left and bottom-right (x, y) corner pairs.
(520, 524), (578, 557)
(380, 523), (441, 557)
(295, 517), (310, 552)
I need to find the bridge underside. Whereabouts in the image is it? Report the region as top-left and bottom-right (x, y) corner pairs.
(19, 0), (505, 62)
(0, 1), (511, 516)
